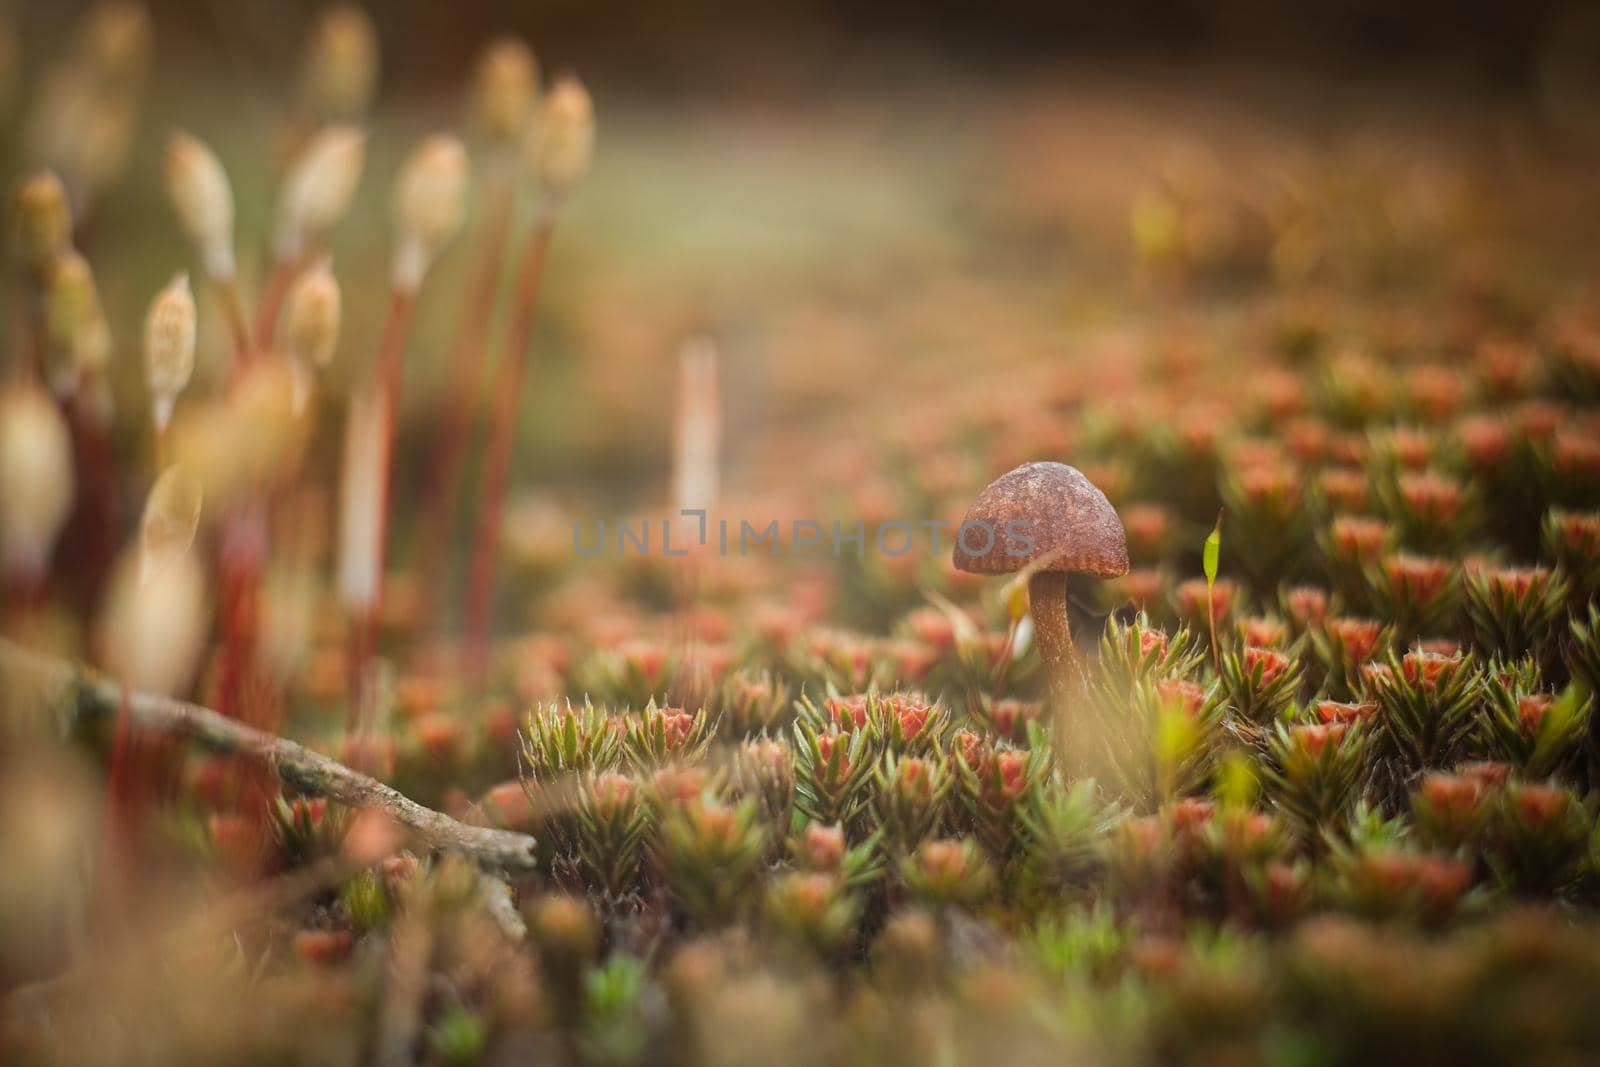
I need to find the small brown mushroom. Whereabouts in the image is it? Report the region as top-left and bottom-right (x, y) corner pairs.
(952, 461), (1129, 700)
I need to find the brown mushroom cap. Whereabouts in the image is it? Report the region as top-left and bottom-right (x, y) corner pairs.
(951, 461), (1129, 578)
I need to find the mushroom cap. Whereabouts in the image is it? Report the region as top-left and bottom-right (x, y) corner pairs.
(951, 461), (1129, 578)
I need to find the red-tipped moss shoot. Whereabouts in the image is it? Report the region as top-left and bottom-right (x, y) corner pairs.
(143, 272), (196, 439)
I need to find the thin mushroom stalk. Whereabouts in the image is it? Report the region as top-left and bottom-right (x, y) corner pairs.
(1027, 568), (1079, 697)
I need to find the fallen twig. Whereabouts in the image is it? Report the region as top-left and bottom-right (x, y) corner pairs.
(0, 637), (538, 873)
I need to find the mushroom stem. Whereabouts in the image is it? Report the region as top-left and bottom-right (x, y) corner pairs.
(1028, 569), (1080, 702)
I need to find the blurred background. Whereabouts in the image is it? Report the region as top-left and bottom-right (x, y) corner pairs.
(11, 0), (1600, 485)
(4, 0), (1600, 635)
(19, 0), (1600, 90)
